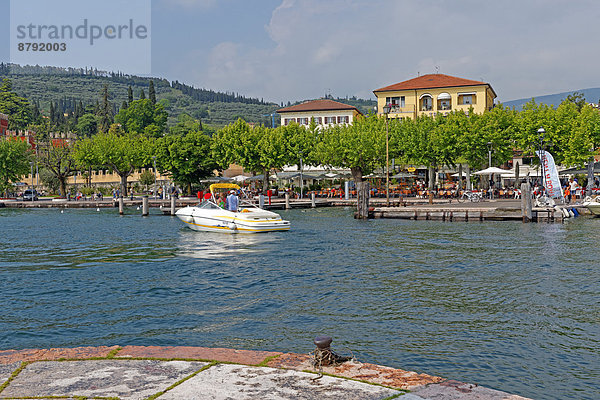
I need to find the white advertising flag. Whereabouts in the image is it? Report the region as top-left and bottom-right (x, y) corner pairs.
(536, 150), (563, 199)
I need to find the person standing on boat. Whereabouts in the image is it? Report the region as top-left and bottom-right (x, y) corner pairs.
(227, 190), (239, 212)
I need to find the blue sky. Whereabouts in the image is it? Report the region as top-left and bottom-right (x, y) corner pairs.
(2, 0), (600, 104)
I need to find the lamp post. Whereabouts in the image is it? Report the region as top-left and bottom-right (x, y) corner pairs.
(152, 156), (157, 200)
(538, 127), (546, 195)
(487, 141), (493, 198)
(29, 161), (34, 202)
(299, 152), (303, 199)
(383, 104), (391, 206)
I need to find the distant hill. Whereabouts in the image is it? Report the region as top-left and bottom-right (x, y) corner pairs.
(0, 63), (279, 127)
(503, 88), (600, 110)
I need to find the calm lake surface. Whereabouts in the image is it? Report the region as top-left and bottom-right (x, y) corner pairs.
(0, 206), (598, 399)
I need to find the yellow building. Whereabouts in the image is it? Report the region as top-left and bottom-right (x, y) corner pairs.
(373, 74), (496, 119)
(277, 99), (362, 127)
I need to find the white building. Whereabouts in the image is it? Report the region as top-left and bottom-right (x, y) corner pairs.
(277, 99), (362, 127)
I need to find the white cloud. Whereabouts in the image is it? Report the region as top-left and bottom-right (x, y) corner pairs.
(174, 0), (600, 103)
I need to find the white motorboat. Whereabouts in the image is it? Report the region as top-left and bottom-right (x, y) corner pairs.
(175, 183), (290, 233)
(582, 196), (600, 215)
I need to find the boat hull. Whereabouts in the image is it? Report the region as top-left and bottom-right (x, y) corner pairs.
(583, 202), (600, 215)
(176, 206), (290, 233)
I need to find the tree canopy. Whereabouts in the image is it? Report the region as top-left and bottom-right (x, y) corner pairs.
(114, 99), (167, 137)
(155, 130), (217, 194)
(0, 139), (31, 195)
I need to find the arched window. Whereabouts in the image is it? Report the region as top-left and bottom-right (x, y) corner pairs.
(437, 93), (452, 111)
(419, 94), (433, 111)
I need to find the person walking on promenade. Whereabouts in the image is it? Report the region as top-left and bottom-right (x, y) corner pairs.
(568, 177), (578, 203)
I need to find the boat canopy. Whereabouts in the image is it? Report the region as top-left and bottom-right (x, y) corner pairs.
(209, 183), (241, 193)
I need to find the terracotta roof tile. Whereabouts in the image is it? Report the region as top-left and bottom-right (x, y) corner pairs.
(277, 99), (360, 114)
(374, 74), (494, 95)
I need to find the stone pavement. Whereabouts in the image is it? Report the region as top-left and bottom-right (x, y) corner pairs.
(0, 346), (532, 399)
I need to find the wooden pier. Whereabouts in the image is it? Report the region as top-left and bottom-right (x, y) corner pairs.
(1, 196), (590, 223)
(369, 205), (565, 222)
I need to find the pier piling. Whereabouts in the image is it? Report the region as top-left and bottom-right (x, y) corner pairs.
(142, 196), (149, 216)
(171, 196), (176, 216)
(521, 182), (532, 222)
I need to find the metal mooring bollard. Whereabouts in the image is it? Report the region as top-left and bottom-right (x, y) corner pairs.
(313, 336), (351, 367)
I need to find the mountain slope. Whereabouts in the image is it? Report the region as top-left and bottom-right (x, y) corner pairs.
(503, 88), (600, 110)
(0, 64), (279, 127)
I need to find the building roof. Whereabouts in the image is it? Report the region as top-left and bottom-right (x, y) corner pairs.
(373, 74), (496, 97)
(277, 99), (361, 114)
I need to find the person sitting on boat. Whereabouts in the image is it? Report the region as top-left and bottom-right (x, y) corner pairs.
(217, 194), (226, 209)
(227, 190), (239, 212)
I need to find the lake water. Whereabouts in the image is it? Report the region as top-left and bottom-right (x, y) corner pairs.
(0, 206), (598, 400)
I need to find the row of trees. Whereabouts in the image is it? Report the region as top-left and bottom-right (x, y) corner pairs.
(2, 78), (599, 212)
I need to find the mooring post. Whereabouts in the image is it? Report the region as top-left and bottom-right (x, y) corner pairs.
(118, 195), (124, 215)
(259, 193), (265, 209)
(285, 192), (290, 209)
(171, 195), (176, 216)
(142, 195), (149, 216)
(521, 181), (532, 222)
(311, 192), (316, 208)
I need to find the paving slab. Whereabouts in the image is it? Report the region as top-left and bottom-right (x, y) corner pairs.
(116, 345), (282, 365)
(0, 362), (20, 386)
(0, 359), (207, 399)
(0, 346), (119, 364)
(412, 380), (531, 400)
(267, 353), (443, 390)
(159, 363), (400, 400)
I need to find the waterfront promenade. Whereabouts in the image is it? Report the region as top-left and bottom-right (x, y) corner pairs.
(1, 196), (585, 223)
(0, 345), (531, 399)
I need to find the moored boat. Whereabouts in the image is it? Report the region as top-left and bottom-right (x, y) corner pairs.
(582, 196), (600, 215)
(175, 183), (290, 233)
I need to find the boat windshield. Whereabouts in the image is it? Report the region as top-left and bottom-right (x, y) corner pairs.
(197, 200), (221, 209)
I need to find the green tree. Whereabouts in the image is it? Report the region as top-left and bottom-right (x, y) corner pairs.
(514, 99), (555, 159)
(37, 139), (76, 197)
(139, 89), (146, 100)
(155, 131), (217, 194)
(0, 79), (31, 130)
(75, 131), (153, 196)
(114, 99), (168, 137)
(75, 113), (98, 137)
(212, 119), (288, 192)
(39, 167), (60, 194)
(0, 139), (31, 196)
(315, 115), (385, 217)
(149, 80), (156, 105)
(127, 85), (134, 104)
(138, 169), (155, 191)
(169, 113), (203, 135)
(564, 91), (586, 112)
(97, 84), (113, 133)
(282, 121), (319, 167)
(564, 104), (600, 194)
(463, 105), (517, 169)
